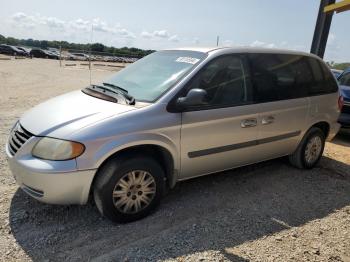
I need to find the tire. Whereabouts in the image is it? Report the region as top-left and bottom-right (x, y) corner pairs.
(289, 127), (325, 169)
(93, 155), (165, 223)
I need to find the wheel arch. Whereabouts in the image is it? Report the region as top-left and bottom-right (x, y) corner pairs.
(291, 120), (330, 156)
(310, 121), (330, 138)
(91, 142), (178, 196)
(296, 121), (330, 146)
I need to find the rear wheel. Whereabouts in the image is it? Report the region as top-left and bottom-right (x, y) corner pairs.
(94, 156), (165, 223)
(289, 127), (325, 169)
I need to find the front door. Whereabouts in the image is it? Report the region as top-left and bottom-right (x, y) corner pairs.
(179, 54), (260, 179)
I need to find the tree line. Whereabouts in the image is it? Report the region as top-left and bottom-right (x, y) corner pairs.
(327, 61), (350, 71)
(0, 34), (154, 58)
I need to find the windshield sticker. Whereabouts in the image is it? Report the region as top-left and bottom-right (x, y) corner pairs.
(176, 57), (200, 65)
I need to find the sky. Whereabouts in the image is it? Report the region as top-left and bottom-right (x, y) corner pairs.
(0, 0), (349, 62)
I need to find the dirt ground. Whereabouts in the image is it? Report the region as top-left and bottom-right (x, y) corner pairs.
(0, 58), (349, 262)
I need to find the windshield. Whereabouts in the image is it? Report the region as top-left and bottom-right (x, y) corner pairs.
(12, 47), (19, 51)
(104, 50), (207, 102)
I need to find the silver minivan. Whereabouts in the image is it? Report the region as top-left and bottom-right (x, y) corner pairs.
(6, 47), (341, 222)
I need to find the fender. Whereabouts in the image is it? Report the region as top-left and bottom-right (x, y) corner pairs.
(76, 132), (180, 176)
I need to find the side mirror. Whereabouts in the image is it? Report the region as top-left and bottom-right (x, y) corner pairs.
(176, 88), (207, 110)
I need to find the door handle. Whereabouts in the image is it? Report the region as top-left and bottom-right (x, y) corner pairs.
(262, 116), (275, 125)
(241, 118), (257, 128)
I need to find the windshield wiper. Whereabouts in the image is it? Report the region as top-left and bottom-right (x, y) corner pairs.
(102, 82), (135, 105)
(103, 82), (128, 93)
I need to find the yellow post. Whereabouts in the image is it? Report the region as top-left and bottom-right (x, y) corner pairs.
(324, 0), (350, 13)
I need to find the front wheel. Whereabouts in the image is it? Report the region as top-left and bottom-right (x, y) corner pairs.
(289, 127), (325, 169)
(94, 156), (165, 223)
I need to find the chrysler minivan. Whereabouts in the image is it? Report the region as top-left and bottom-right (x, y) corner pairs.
(6, 47), (341, 222)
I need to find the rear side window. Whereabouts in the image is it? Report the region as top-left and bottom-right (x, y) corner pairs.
(249, 54), (338, 103)
(308, 57), (326, 95)
(318, 61), (338, 93)
(249, 54), (312, 102)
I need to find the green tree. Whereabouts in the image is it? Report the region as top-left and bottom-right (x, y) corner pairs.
(0, 35), (153, 58)
(6, 37), (18, 45)
(91, 43), (105, 52)
(0, 34), (5, 44)
(40, 40), (48, 49)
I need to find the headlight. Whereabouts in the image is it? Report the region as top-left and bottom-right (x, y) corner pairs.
(32, 137), (85, 160)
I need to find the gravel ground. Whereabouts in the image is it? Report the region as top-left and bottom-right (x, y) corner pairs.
(0, 58), (349, 262)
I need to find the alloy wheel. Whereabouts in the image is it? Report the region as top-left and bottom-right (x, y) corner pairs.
(305, 136), (322, 164)
(112, 170), (156, 214)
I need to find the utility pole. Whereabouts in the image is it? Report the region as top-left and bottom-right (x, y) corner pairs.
(89, 24), (93, 85)
(59, 46), (62, 67)
(216, 36), (220, 46)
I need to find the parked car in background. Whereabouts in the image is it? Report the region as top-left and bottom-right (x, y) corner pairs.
(48, 50), (60, 57)
(105, 56), (118, 62)
(16, 46), (30, 56)
(62, 52), (77, 60)
(0, 44), (26, 56)
(6, 47), (341, 223)
(71, 53), (89, 61)
(46, 51), (60, 59)
(338, 67), (350, 128)
(93, 55), (103, 61)
(29, 49), (47, 58)
(331, 69), (343, 79)
(30, 49), (59, 59)
(48, 48), (59, 54)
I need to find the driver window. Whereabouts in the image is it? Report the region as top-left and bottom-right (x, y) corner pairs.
(185, 55), (252, 107)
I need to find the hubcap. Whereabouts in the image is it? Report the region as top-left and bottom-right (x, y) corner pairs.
(305, 136), (322, 164)
(112, 170), (156, 214)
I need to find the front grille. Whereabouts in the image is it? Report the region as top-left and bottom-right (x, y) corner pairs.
(8, 123), (33, 156)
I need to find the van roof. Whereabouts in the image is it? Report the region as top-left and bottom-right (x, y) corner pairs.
(167, 46), (321, 60)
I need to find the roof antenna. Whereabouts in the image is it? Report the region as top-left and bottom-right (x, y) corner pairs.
(216, 35), (220, 46)
(89, 23), (93, 85)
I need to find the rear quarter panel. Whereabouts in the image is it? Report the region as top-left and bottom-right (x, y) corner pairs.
(307, 92), (340, 140)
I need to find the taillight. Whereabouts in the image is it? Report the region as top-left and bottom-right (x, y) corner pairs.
(338, 95), (344, 111)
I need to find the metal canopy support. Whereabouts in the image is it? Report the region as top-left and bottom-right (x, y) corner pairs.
(324, 0), (350, 13)
(310, 0), (336, 58)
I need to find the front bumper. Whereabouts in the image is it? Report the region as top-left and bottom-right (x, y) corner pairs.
(338, 112), (350, 128)
(6, 139), (96, 205)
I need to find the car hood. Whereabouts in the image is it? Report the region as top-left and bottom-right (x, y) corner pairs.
(339, 85), (350, 101)
(20, 90), (136, 138)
